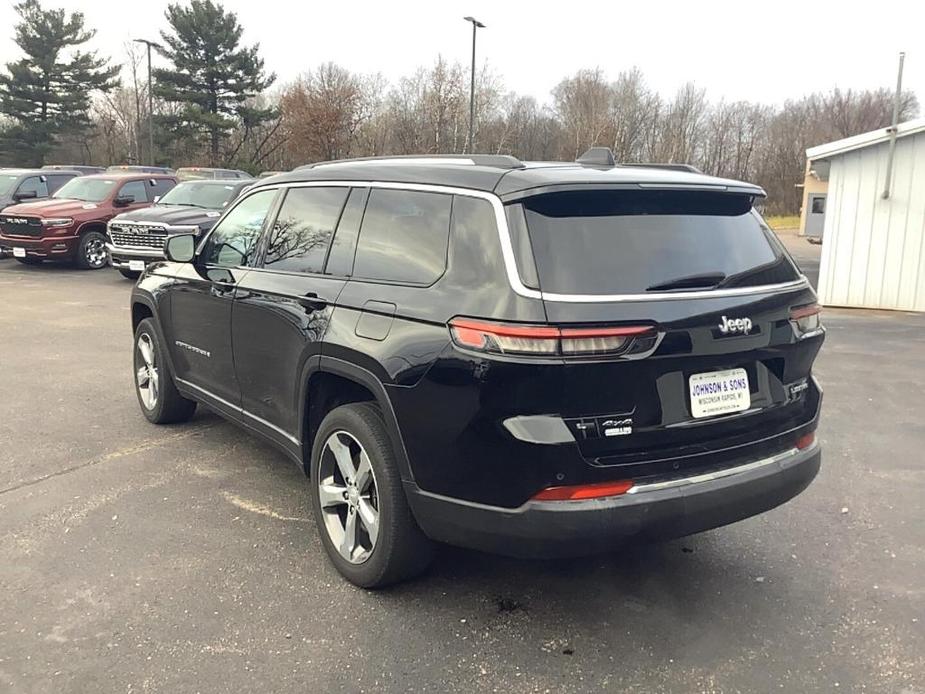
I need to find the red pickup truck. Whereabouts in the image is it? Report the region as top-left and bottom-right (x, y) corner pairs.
(0, 173), (177, 269)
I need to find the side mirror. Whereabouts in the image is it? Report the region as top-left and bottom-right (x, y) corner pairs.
(14, 190), (38, 201)
(113, 194), (135, 207)
(165, 233), (196, 263)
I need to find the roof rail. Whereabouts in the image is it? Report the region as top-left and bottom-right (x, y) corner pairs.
(296, 153), (524, 171)
(576, 147), (616, 168)
(620, 162), (704, 174)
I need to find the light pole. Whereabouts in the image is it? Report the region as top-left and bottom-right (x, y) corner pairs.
(463, 16), (485, 154)
(133, 38), (160, 165)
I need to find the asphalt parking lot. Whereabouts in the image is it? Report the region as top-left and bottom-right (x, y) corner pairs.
(0, 251), (923, 693)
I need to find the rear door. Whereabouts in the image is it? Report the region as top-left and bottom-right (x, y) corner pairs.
(511, 188), (822, 474)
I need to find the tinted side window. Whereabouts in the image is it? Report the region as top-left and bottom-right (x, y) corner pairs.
(18, 176), (48, 198)
(200, 189), (277, 267)
(119, 180), (148, 203)
(325, 187), (368, 277)
(263, 187), (348, 274)
(151, 178), (176, 199)
(46, 175), (74, 194)
(353, 189), (452, 284)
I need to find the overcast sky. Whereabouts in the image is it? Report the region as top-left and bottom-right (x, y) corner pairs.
(0, 0), (923, 112)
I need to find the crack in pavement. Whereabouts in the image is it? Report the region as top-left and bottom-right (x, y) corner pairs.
(0, 424), (217, 497)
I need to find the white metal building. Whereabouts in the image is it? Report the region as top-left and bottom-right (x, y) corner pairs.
(807, 118), (925, 312)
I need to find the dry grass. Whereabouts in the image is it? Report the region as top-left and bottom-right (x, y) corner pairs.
(765, 215), (801, 230)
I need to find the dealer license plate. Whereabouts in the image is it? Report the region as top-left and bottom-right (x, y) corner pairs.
(689, 368), (750, 418)
(12, 247), (25, 258)
(128, 260), (146, 272)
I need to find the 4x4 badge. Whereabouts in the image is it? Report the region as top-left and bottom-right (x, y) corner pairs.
(718, 315), (753, 335)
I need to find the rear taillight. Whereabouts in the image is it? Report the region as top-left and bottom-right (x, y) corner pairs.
(796, 432), (816, 450)
(790, 303), (822, 336)
(449, 318), (655, 357)
(532, 480), (635, 501)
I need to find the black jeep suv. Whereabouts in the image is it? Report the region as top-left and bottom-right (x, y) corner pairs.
(108, 179), (253, 279)
(129, 151), (824, 587)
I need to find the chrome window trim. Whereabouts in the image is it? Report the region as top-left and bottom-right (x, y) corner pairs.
(218, 179), (810, 303)
(175, 377), (299, 446)
(540, 278), (811, 303)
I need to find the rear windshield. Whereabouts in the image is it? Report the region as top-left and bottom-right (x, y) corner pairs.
(516, 190), (799, 295)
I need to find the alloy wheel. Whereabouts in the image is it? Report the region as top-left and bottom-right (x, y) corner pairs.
(317, 430), (380, 564)
(86, 237), (108, 268)
(136, 333), (159, 410)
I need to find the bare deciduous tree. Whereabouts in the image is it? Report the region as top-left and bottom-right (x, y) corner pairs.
(70, 58), (920, 213)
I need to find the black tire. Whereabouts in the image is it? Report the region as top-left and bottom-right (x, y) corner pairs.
(75, 230), (109, 270)
(119, 269), (141, 280)
(133, 318), (197, 424)
(310, 402), (434, 588)
(15, 256), (43, 265)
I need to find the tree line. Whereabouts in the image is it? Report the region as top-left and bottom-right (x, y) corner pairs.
(0, 0), (918, 213)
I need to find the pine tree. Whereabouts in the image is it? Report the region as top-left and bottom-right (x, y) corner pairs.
(155, 0), (276, 166)
(0, 0), (119, 166)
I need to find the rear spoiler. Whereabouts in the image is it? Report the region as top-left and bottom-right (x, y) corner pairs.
(498, 182), (767, 203)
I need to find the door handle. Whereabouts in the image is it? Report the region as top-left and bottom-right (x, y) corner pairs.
(210, 279), (235, 298)
(298, 292), (328, 310)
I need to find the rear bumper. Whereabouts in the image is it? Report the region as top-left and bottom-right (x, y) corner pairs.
(0, 234), (78, 258)
(406, 442), (821, 558)
(107, 245), (164, 269)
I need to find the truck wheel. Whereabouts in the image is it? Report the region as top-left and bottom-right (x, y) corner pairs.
(133, 318), (197, 424)
(75, 231), (109, 270)
(119, 269), (141, 280)
(311, 402), (434, 588)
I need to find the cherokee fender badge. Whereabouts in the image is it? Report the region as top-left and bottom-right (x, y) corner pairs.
(175, 340), (211, 358)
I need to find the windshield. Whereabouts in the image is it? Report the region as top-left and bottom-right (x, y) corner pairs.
(515, 190), (799, 295)
(0, 174), (19, 196)
(158, 182), (239, 209)
(53, 177), (117, 203)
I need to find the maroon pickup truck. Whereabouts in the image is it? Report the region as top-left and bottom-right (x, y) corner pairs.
(0, 173), (176, 269)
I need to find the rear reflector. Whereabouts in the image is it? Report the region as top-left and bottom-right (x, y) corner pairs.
(532, 480), (635, 501)
(449, 318), (654, 357)
(796, 432), (816, 450)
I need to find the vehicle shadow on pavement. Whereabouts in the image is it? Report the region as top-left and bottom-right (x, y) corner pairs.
(374, 528), (806, 640)
(201, 415), (807, 639)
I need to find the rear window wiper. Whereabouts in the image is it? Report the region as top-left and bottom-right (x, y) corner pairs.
(714, 255), (790, 288)
(646, 272), (726, 292)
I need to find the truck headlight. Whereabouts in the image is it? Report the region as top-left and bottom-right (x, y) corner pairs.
(41, 217), (74, 228)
